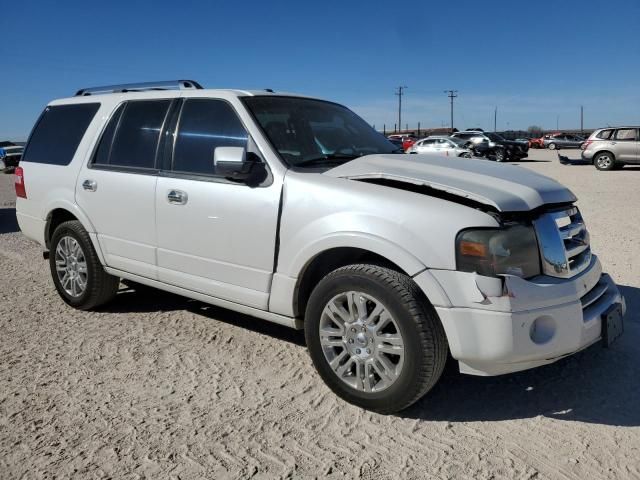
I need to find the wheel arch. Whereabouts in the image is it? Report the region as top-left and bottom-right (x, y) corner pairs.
(44, 203), (106, 265)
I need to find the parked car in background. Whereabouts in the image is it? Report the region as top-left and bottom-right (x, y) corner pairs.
(581, 126), (640, 171)
(407, 136), (473, 157)
(387, 134), (417, 151)
(529, 136), (545, 149)
(543, 133), (585, 150)
(451, 131), (528, 162)
(0, 142), (24, 172)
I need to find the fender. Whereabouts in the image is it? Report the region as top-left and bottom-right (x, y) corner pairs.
(287, 231), (426, 279)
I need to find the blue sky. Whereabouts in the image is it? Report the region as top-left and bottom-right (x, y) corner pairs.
(2, 0), (639, 139)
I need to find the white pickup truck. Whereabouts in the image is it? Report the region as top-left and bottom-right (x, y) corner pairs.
(15, 80), (625, 413)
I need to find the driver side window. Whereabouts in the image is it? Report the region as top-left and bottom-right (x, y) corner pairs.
(172, 99), (248, 176)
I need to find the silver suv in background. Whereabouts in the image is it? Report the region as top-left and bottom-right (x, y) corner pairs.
(582, 127), (639, 171)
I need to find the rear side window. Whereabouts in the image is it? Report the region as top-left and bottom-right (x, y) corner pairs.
(172, 99), (248, 176)
(614, 128), (637, 141)
(595, 129), (613, 139)
(22, 103), (100, 165)
(106, 100), (171, 169)
(93, 104), (125, 166)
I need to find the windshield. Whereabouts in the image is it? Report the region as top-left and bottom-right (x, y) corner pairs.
(243, 96), (399, 168)
(486, 132), (505, 141)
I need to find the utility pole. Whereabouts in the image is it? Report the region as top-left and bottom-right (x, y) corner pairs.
(395, 86), (407, 134)
(580, 106), (584, 134)
(445, 90), (458, 133)
(556, 115), (559, 131)
(494, 107), (497, 132)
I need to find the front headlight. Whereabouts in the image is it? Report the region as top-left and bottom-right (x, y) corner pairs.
(456, 224), (541, 278)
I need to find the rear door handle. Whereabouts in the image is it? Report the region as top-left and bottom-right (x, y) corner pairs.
(82, 179), (97, 192)
(167, 189), (188, 205)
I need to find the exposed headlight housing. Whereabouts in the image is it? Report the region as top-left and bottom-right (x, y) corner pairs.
(456, 224), (541, 278)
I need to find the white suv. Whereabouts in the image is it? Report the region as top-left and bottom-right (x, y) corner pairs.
(15, 80), (625, 413)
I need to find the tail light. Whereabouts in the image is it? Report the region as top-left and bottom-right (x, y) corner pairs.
(15, 166), (27, 198)
(582, 140), (593, 150)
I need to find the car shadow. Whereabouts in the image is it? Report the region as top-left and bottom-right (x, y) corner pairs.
(401, 284), (640, 427)
(103, 283), (306, 346)
(0, 208), (19, 234)
(512, 159), (551, 163)
(558, 154), (590, 166)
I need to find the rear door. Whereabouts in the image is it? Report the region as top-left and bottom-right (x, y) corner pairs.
(76, 98), (174, 279)
(611, 128), (638, 162)
(154, 98), (280, 309)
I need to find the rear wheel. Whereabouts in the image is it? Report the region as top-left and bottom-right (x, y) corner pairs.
(50, 220), (119, 310)
(494, 148), (505, 162)
(594, 152), (615, 171)
(305, 264), (448, 413)
(548, 143), (557, 150)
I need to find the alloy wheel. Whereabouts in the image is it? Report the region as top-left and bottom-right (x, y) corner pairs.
(319, 291), (404, 392)
(596, 155), (613, 170)
(55, 236), (88, 297)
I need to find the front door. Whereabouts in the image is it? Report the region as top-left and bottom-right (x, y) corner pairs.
(155, 98), (281, 310)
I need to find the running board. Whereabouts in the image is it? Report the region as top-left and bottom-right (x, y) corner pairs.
(104, 267), (303, 330)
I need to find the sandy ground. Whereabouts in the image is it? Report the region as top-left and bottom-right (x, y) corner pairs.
(0, 150), (639, 480)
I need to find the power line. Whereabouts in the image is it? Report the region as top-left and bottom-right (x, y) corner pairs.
(395, 86), (407, 133)
(444, 90), (458, 133)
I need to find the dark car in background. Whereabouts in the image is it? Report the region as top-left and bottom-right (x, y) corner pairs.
(543, 133), (585, 150)
(451, 131), (528, 162)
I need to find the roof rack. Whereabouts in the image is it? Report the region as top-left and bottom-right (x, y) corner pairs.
(75, 79), (203, 96)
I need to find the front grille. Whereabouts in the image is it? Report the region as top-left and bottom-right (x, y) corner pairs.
(533, 206), (592, 278)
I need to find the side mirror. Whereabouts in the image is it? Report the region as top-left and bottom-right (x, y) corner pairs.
(213, 146), (267, 185)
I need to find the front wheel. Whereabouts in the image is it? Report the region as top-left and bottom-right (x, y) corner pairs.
(305, 264), (448, 413)
(50, 220), (120, 310)
(548, 143), (557, 150)
(494, 149), (506, 162)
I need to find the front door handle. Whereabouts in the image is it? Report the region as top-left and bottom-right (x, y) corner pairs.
(167, 189), (188, 205)
(82, 179), (97, 192)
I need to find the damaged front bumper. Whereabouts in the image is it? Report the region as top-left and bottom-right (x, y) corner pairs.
(423, 255), (625, 376)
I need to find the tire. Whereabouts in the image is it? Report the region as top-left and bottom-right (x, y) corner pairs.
(459, 152), (472, 158)
(594, 152), (615, 171)
(548, 143), (556, 150)
(49, 220), (119, 310)
(304, 264), (448, 414)
(494, 148), (505, 162)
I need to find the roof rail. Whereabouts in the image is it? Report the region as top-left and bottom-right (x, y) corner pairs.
(75, 79), (203, 96)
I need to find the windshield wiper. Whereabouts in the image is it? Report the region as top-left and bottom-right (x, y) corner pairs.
(295, 154), (359, 168)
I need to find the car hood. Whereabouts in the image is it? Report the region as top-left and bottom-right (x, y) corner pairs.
(324, 154), (576, 212)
